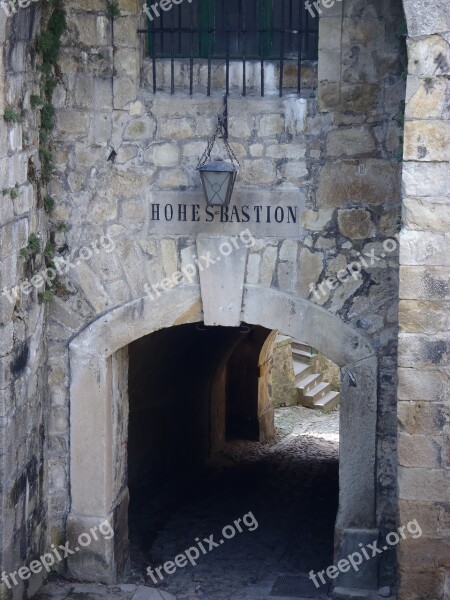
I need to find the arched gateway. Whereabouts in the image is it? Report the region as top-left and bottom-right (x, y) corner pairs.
(68, 284), (378, 591)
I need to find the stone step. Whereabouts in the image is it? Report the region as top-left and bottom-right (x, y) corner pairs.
(292, 341), (313, 354)
(293, 361), (311, 381)
(292, 347), (313, 363)
(314, 390), (340, 413)
(303, 381), (331, 406)
(296, 372), (322, 396)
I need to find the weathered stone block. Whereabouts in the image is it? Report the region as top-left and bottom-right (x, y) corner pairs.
(123, 116), (156, 141)
(407, 35), (450, 78)
(398, 538), (450, 570)
(73, 13), (111, 46)
(119, 199), (146, 231)
(403, 0), (450, 36)
(283, 97), (307, 134)
(144, 143), (179, 167)
(403, 198), (450, 233)
(399, 332), (450, 368)
(318, 17), (343, 51)
(399, 300), (450, 334)
(266, 144), (306, 159)
(241, 160), (277, 185)
(258, 114), (284, 136)
(327, 127), (377, 156)
(246, 253), (260, 285)
(160, 238), (177, 278)
(260, 245), (278, 286)
(407, 76), (450, 122)
(90, 112), (113, 145)
(398, 366), (450, 402)
(69, 261), (112, 313)
(114, 48), (139, 79)
(114, 77), (138, 110)
(196, 236), (248, 326)
(74, 143), (105, 167)
(398, 568), (445, 600)
(318, 48), (343, 82)
(338, 208), (374, 239)
(400, 230), (450, 266)
(278, 161), (308, 184)
(116, 145), (138, 164)
(398, 401), (449, 435)
(0, 191), (14, 225)
(296, 247), (324, 297)
(398, 432), (442, 467)
(158, 118), (195, 139)
(335, 528), (379, 590)
(398, 466), (448, 502)
(75, 76), (112, 110)
(249, 143), (264, 157)
(317, 160), (400, 207)
(279, 239), (298, 262)
(302, 209), (334, 231)
(398, 500), (443, 536)
(404, 120), (450, 161)
(157, 169), (189, 189)
(339, 83), (381, 113)
(400, 266), (450, 300)
(0, 218), (28, 260)
(318, 81), (341, 112)
(113, 15), (139, 47)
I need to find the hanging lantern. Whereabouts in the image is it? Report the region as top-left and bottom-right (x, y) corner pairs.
(197, 97), (240, 207)
(198, 159), (238, 207)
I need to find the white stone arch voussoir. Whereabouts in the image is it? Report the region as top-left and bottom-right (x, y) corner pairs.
(68, 284), (377, 587)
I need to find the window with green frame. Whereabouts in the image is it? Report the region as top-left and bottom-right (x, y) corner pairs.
(146, 0), (318, 61)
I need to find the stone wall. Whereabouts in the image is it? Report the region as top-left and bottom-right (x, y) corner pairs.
(0, 0), (425, 596)
(0, 5), (48, 600)
(42, 0), (405, 589)
(398, 2), (450, 598)
(272, 335), (297, 408)
(310, 352), (340, 392)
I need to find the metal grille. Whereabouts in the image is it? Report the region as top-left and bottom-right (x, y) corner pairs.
(138, 0), (318, 96)
(270, 574), (329, 597)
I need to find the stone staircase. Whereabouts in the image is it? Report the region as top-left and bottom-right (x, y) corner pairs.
(292, 342), (340, 413)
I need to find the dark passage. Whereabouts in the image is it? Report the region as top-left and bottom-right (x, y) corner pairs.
(127, 325), (339, 599)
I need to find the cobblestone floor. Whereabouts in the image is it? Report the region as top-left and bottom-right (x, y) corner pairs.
(35, 406), (340, 600)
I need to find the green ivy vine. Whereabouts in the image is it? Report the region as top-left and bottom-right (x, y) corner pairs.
(35, 0), (67, 185)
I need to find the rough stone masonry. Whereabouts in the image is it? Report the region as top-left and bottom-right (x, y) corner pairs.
(0, 0), (449, 598)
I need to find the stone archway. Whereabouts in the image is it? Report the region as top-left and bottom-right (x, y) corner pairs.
(67, 285), (377, 590)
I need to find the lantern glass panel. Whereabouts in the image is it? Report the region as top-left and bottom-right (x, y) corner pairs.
(202, 171), (230, 206)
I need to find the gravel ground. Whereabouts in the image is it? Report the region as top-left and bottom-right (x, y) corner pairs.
(34, 406), (340, 600)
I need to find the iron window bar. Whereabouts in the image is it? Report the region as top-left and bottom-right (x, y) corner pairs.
(138, 0), (318, 97)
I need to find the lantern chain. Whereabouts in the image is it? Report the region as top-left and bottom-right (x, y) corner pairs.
(197, 116), (240, 170)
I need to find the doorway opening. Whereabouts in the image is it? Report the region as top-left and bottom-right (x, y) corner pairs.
(67, 286), (378, 594)
(126, 323), (340, 598)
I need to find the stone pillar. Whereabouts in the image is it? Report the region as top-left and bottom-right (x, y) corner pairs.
(68, 347), (130, 583)
(334, 357), (379, 592)
(397, 3), (450, 596)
